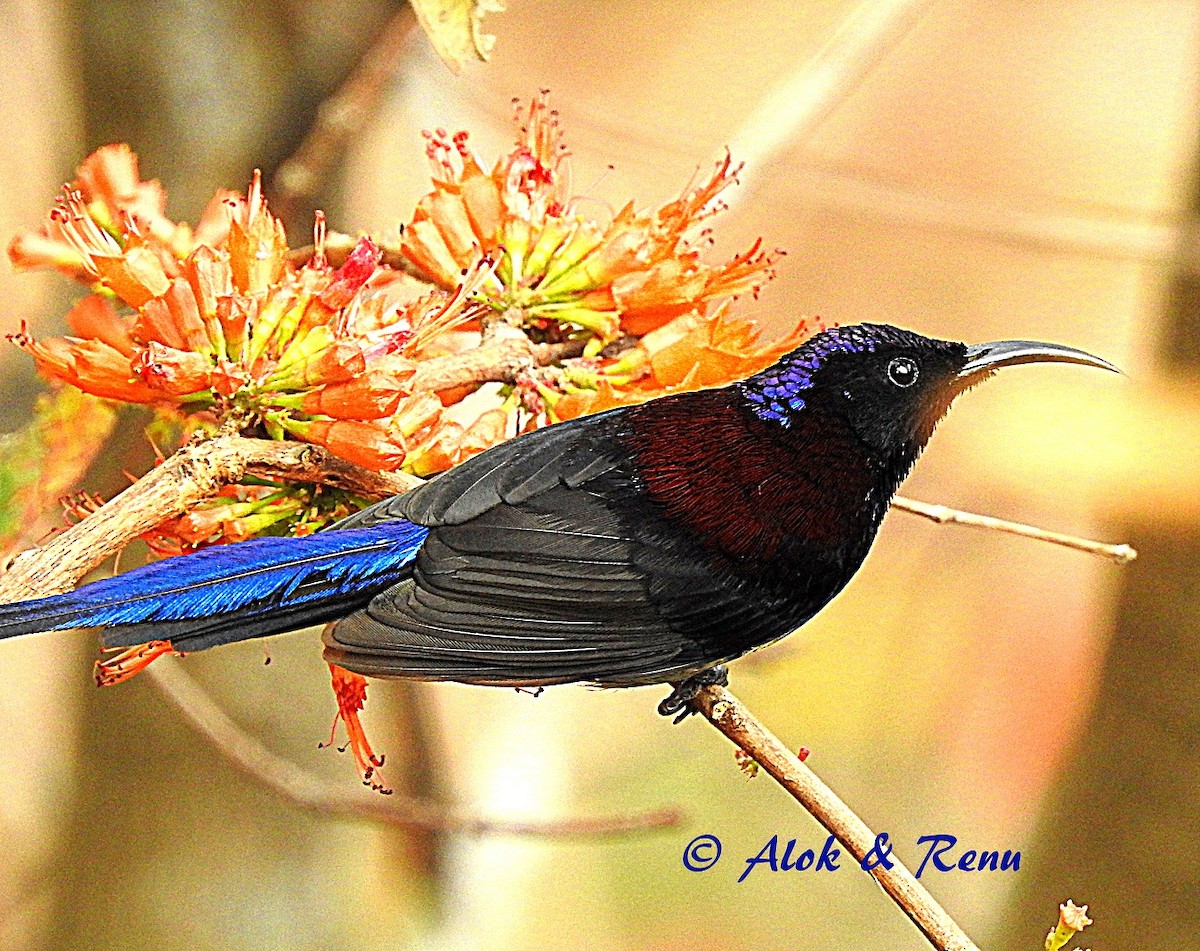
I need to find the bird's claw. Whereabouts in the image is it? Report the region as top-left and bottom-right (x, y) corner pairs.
(658, 665), (730, 723)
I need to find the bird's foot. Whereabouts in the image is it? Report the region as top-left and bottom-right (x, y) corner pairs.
(658, 665), (730, 724)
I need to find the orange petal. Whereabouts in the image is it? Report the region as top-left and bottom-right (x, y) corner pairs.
(227, 171), (288, 295)
(193, 188), (240, 247)
(133, 341), (214, 396)
(183, 246), (234, 335)
(136, 278), (212, 354)
(611, 259), (709, 335)
(65, 294), (136, 356)
(391, 391), (444, 438)
(401, 216), (462, 288)
(424, 190), (480, 267)
(459, 152), (504, 248)
(458, 406), (512, 458)
(403, 420), (464, 477)
(92, 245), (171, 308)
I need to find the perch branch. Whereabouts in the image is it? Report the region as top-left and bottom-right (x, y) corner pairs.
(690, 685), (980, 951)
(892, 495), (1137, 564)
(147, 660), (680, 837)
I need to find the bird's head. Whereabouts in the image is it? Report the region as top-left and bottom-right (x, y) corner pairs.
(738, 322), (1118, 476)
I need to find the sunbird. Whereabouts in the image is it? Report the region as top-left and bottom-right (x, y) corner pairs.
(0, 323), (1118, 715)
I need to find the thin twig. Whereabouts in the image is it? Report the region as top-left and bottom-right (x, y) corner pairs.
(146, 660), (681, 837)
(271, 7), (418, 222)
(892, 495), (1137, 563)
(690, 685), (980, 951)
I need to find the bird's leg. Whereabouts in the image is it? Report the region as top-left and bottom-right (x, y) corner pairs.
(658, 665), (729, 723)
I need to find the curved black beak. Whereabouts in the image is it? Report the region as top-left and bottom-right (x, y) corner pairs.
(959, 339), (1121, 378)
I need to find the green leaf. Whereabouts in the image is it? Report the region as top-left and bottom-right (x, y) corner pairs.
(410, 0), (506, 72)
(0, 387), (117, 549)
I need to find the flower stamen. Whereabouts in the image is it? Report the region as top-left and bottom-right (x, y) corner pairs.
(94, 640), (179, 687)
(322, 663), (391, 794)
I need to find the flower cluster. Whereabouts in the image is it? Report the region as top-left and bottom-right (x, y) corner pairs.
(9, 152), (482, 483)
(9, 107), (808, 535)
(8, 144), (235, 280)
(402, 92), (783, 346)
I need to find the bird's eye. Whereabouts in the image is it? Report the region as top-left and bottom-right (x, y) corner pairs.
(887, 356), (918, 387)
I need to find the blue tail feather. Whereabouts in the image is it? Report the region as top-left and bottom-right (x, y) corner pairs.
(0, 520), (429, 651)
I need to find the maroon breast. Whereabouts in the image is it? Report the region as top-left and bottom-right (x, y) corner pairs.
(621, 391), (877, 566)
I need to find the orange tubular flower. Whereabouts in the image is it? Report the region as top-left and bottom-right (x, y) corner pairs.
(324, 664), (390, 793)
(7, 155), (491, 475)
(289, 370), (408, 420)
(553, 305), (813, 422)
(8, 144), (233, 282)
(277, 417), (408, 472)
(400, 93), (783, 346)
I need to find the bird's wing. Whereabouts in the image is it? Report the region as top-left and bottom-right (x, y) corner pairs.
(324, 405), (784, 686)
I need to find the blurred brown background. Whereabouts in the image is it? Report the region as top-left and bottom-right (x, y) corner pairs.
(1, 0), (1197, 948)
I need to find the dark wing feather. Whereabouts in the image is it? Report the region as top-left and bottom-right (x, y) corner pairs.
(334, 408), (628, 530)
(325, 406), (783, 687)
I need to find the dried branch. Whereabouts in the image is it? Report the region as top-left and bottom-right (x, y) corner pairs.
(411, 330), (585, 392)
(147, 659), (680, 837)
(0, 434), (422, 602)
(892, 495), (1137, 564)
(690, 685), (980, 951)
(243, 439), (423, 497)
(270, 7), (418, 222)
